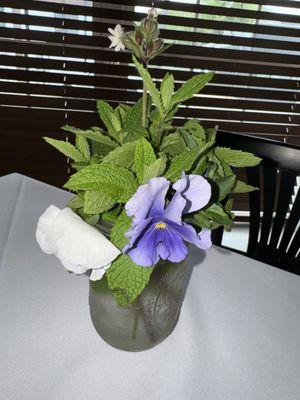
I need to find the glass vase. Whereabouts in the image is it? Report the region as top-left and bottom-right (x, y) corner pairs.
(89, 255), (194, 352)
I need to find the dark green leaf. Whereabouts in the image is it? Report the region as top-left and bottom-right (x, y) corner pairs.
(216, 175), (236, 201)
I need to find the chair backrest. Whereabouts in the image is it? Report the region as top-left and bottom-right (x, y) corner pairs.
(214, 130), (300, 274)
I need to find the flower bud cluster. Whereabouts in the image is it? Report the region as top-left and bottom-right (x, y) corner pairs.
(107, 7), (167, 65)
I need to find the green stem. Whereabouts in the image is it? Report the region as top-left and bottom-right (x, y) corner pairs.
(142, 82), (148, 128)
(142, 61), (148, 128)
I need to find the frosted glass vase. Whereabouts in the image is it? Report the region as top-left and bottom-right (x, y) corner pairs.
(89, 255), (194, 352)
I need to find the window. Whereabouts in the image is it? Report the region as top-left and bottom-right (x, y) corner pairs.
(0, 0), (299, 186)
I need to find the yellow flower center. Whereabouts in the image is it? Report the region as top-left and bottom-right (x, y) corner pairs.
(155, 222), (167, 229)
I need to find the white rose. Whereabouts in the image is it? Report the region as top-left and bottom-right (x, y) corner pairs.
(36, 205), (121, 281)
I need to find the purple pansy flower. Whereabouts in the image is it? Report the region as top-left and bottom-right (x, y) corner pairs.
(124, 173), (212, 267)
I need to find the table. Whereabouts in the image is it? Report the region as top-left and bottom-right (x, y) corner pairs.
(0, 173), (300, 400)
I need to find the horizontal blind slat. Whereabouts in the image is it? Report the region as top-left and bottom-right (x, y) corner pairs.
(1, 39), (299, 77)
(3, 9), (300, 39)
(0, 80), (299, 113)
(2, 11), (300, 52)
(1, 28), (300, 67)
(3, 0), (299, 24)
(0, 54), (298, 90)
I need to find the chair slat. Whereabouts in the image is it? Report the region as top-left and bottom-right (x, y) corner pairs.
(279, 189), (300, 253)
(260, 163), (277, 246)
(286, 226), (300, 258)
(246, 166), (261, 254)
(269, 171), (296, 248)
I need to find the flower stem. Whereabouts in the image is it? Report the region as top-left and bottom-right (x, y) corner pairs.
(142, 61), (148, 128)
(142, 83), (147, 128)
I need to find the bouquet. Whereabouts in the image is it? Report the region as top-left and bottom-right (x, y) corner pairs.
(36, 9), (261, 307)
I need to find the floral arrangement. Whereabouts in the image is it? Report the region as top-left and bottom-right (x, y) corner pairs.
(36, 9), (261, 306)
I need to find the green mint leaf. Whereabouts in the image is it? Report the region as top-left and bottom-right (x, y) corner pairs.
(110, 211), (132, 248)
(192, 155), (207, 175)
(165, 148), (200, 182)
(132, 56), (164, 115)
(225, 197), (234, 212)
(215, 147), (262, 167)
(84, 191), (115, 214)
(179, 128), (201, 149)
(160, 132), (187, 156)
(216, 175), (236, 201)
(44, 137), (86, 162)
(106, 255), (153, 306)
(221, 161), (234, 176)
(123, 98), (148, 141)
(76, 135), (90, 161)
(101, 208), (119, 224)
(97, 100), (122, 141)
(165, 142), (213, 182)
(160, 72), (174, 111)
(64, 163), (138, 202)
(84, 214), (100, 226)
(171, 72), (214, 105)
(203, 203), (233, 227)
(62, 125), (118, 158)
(67, 193), (85, 210)
(165, 104), (179, 122)
(192, 212), (212, 229)
(114, 104), (128, 126)
(134, 137), (157, 183)
(183, 119), (206, 142)
(206, 126), (218, 143)
(234, 180), (259, 193)
(63, 125), (117, 146)
(142, 155), (167, 184)
(102, 141), (137, 169)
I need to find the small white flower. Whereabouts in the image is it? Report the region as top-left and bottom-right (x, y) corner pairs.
(108, 24), (125, 52)
(36, 205), (121, 281)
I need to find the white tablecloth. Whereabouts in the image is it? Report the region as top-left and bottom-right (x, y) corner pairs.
(0, 173), (299, 400)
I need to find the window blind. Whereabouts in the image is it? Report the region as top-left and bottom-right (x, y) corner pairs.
(0, 0), (299, 187)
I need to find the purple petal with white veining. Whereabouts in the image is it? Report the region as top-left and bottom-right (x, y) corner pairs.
(173, 173), (211, 213)
(123, 217), (153, 253)
(168, 221), (212, 250)
(159, 227), (188, 263)
(127, 224), (159, 267)
(163, 191), (186, 224)
(125, 177), (169, 224)
(127, 222), (188, 267)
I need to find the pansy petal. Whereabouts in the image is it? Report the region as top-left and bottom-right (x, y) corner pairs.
(123, 217), (153, 253)
(157, 242), (170, 260)
(198, 229), (212, 250)
(159, 227), (188, 263)
(127, 222), (188, 266)
(127, 225), (159, 267)
(168, 221), (212, 250)
(173, 173), (211, 213)
(163, 192), (186, 224)
(125, 177), (170, 224)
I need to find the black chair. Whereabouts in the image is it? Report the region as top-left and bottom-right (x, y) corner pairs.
(212, 130), (300, 275)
